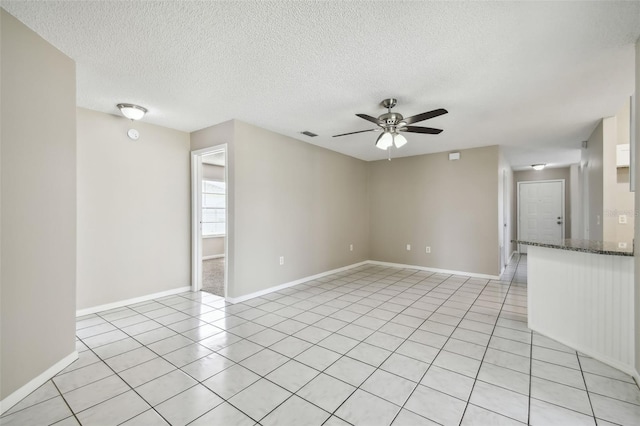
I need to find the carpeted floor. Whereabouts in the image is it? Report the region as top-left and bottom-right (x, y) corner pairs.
(202, 257), (224, 296)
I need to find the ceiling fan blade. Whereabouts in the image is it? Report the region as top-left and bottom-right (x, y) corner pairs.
(332, 128), (377, 137)
(356, 114), (381, 124)
(403, 108), (448, 125)
(400, 126), (443, 134)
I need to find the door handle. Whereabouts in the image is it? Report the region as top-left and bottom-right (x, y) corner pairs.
(557, 221), (563, 225)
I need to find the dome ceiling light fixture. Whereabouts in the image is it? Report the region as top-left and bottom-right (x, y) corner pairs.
(532, 163), (546, 171)
(117, 103), (148, 140)
(117, 103), (147, 121)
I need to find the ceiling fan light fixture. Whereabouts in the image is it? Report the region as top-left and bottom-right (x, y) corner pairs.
(117, 103), (147, 120)
(393, 133), (407, 148)
(376, 131), (393, 150)
(532, 163), (546, 171)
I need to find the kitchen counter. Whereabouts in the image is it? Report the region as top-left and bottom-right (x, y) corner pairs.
(514, 241), (635, 378)
(513, 238), (633, 256)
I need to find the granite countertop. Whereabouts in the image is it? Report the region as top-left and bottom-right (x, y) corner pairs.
(512, 238), (633, 257)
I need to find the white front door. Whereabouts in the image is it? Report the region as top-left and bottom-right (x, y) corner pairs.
(518, 180), (564, 253)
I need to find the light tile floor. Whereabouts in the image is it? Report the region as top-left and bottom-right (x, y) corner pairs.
(3, 255), (640, 425)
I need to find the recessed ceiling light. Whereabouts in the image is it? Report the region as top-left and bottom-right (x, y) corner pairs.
(532, 164), (546, 171)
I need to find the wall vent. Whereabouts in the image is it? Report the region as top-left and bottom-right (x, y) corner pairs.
(301, 131), (318, 137)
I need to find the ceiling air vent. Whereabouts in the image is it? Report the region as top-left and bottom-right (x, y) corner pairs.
(301, 131), (318, 137)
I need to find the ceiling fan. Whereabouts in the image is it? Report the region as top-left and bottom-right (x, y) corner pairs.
(333, 98), (448, 150)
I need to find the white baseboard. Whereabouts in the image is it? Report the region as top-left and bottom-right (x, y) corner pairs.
(367, 260), (501, 280)
(0, 351), (78, 415)
(76, 286), (191, 317)
(225, 259), (500, 304)
(508, 250), (517, 263)
(203, 255), (225, 260)
(226, 261), (369, 304)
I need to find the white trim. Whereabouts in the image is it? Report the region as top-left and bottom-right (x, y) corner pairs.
(367, 260), (500, 280)
(203, 254), (225, 260)
(226, 261), (369, 304)
(203, 235), (226, 239)
(192, 144), (228, 296)
(0, 351), (78, 415)
(76, 286), (191, 317)
(507, 250), (517, 264)
(191, 151), (203, 292)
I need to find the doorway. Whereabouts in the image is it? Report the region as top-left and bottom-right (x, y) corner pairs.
(517, 180), (565, 253)
(191, 145), (228, 297)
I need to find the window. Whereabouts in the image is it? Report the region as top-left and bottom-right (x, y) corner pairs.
(202, 180), (225, 236)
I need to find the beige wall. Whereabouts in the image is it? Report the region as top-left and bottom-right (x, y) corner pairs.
(584, 121), (605, 240)
(191, 120), (236, 286)
(1, 10), (77, 401)
(203, 237), (225, 257)
(231, 121), (370, 297)
(603, 100), (634, 245)
(369, 146), (500, 277)
(634, 35), (640, 383)
(77, 108), (191, 310)
(499, 149), (515, 267)
(513, 167), (572, 240)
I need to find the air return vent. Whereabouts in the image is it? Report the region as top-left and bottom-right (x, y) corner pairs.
(301, 131), (318, 137)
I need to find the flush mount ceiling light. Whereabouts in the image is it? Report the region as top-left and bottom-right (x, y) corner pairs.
(532, 164), (546, 171)
(117, 103), (147, 121)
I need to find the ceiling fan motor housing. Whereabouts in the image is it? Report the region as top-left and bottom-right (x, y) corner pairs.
(379, 112), (405, 128)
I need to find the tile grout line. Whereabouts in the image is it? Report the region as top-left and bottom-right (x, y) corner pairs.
(385, 274), (501, 424)
(575, 351), (599, 424)
(457, 253), (524, 425)
(50, 379), (83, 425)
(74, 334), (177, 425)
(58, 264), (508, 424)
(31, 259), (636, 426)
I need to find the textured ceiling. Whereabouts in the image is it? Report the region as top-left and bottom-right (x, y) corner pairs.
(3, 1), (639, 165)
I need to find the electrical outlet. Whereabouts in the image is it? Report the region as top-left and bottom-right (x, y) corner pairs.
(618, 242), (627, 249)
(279, 256), (284, 265)
(406, 244), (411, 251)
(350, 244), (353, 252)
(619, 215), (627, 224)
(426, 246), (431, 253)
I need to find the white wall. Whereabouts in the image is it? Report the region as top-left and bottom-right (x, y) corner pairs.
(1, 10), (77, 404)
(77, 108), (191, 310)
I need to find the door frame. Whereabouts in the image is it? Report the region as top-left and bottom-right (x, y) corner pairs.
(517, 179), (565, 253)
(191, 145), (228, 295)
(502, 169), (509, 269)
